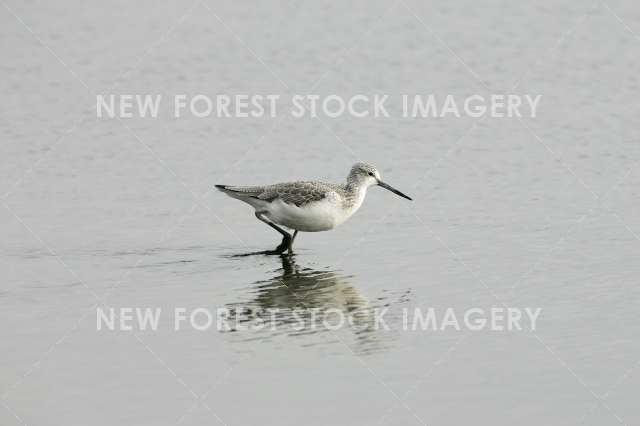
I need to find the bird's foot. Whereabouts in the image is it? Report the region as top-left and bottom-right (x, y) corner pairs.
(271, 234), (291, 255)
(261, 249), (283, 255)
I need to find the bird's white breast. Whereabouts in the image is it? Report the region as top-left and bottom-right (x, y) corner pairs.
(265, 189), (366, 232)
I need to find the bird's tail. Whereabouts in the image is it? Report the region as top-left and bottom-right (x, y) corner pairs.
(215, 184), (264, 198)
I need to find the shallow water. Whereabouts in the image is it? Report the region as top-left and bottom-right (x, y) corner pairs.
(2, 0), (640, 425)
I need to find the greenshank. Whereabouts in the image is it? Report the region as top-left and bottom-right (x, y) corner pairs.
(216, 162), (412, 254)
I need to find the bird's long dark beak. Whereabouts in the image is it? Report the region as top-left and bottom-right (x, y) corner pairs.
(377, 180), (412, 200)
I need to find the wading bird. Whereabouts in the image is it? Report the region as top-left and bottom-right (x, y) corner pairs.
(216, 162), (412, 254)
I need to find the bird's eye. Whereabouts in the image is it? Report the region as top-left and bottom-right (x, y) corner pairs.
(368, 172), (375, 177)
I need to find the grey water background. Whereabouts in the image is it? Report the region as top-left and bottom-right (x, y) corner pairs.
(2, 1), (640, 425)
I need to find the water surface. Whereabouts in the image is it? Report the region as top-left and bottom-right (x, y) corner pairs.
(2, 1), (640, 425)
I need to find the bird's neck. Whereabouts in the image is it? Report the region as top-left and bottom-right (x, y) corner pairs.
(343, 181), (367, 210)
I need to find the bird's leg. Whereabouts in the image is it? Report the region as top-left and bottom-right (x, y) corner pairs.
(255, 212), (291, 254)
(274, 235), (289, 254)
(287, 230), (298, 254)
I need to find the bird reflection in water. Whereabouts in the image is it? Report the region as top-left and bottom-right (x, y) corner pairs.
(225, 255), (402, 355)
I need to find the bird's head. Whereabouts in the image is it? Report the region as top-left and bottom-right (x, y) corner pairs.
(347, 162), (412, 200)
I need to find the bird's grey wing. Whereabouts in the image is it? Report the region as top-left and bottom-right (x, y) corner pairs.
(258, 182), (328, 207)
